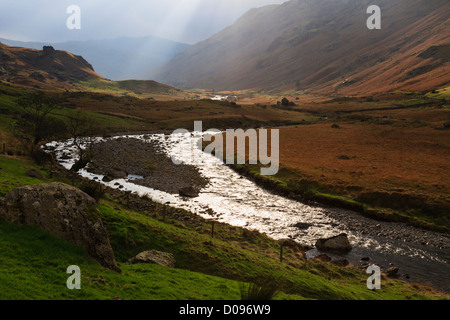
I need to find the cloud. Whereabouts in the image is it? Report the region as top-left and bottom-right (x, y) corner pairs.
(0, 0), (287, 43)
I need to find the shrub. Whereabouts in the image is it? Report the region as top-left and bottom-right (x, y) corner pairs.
(240, 275), (279, 300)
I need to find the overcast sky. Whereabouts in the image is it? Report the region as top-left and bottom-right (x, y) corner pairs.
(0, 0), (288, 44)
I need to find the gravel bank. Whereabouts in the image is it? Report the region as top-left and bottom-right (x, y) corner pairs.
(87, 137), (208, 195)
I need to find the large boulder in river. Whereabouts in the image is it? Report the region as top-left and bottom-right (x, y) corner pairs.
(0, 182), (120, 272)
(315, 233), (352, 252)
(106, 167), (128, 179)
(179, 186), (200, 198)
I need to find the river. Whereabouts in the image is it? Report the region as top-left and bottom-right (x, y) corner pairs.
(45, 132), (450, 293)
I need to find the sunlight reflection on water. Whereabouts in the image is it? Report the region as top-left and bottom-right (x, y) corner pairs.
(45, 132), (450, 292)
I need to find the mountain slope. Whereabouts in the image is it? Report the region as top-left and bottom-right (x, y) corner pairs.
(0, 43), (103, 89)
(0, 36), (189, 81)
(154, 0), (450, 95)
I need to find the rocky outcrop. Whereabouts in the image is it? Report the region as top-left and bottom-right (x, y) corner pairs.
(315, 233), (352, 252)
(43, 46), (55, 56)
(127, 250), (176, 268)
(0, 182), (120, 272)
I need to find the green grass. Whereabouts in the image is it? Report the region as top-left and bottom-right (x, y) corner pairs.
(77, 79), (183, 99)
(0, 155), (446, 300)
(0, 156), (48, 197)
(0, 221), (242, 300)
(50, 107), (146, 133)
(0, 82), (148, 136)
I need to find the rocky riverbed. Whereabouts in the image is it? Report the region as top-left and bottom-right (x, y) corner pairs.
(318, 208), (449, 250)
(87, 137), (208, 196)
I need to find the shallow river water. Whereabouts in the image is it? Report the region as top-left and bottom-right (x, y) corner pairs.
(45, 133), (450, 293)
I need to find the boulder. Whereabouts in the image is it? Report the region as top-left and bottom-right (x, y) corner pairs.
(179, 186), (199, 198)
(385, 267), (400, 277)
(26, 169), (44, 180)
(60, 153), (71, 160)
(292, 222), (311, 230)
(127, 250), (176, 268)
(0, 182), (120, 272)
(106, 167), (128, 179)
(315, 233), (352, 252)
(102, 175), (113, 182)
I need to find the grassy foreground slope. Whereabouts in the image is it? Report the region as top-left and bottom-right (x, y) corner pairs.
(0, 155), (447, 300)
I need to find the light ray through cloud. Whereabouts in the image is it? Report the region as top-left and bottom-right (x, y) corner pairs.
(152, 0), (203, 43)
(0, 0), (288, 43)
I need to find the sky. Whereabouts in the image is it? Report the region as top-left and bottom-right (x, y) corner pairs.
(0, 0), (288, 44)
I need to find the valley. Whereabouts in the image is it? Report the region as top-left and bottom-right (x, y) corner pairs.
(0, 0), (449, 302)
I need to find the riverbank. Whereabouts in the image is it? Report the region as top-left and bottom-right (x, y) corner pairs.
(47, 134), (450, 293)
(85, 136), (449, 249)
(230, 163), (450, 235)
(3, 154), (448, 299)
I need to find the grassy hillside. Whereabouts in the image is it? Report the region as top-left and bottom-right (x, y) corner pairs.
(0, 155), (446, 300)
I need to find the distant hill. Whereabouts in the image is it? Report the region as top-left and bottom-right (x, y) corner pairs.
(0, 36), (189, 81)
(0, 43), (184, 98)
(154, 0), (450, 95)
(0, 43), (103, 89)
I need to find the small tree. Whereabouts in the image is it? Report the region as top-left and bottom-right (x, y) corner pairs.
(66, 109), (97, 172)
(14, 91), (61, 151)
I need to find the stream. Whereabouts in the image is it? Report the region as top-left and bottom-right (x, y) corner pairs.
(45, 132), (450, 293)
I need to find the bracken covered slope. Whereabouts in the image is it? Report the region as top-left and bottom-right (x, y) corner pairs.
(154, 0), (450, 95)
